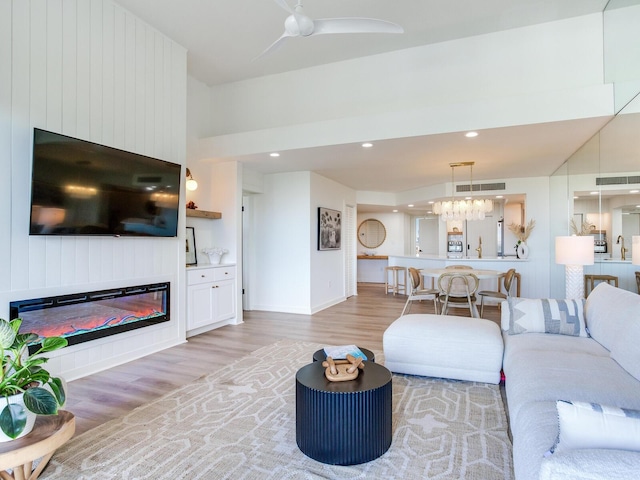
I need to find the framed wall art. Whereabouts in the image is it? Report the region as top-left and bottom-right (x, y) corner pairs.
(186, 227), (197, 265)
(318, 207), (342, 251)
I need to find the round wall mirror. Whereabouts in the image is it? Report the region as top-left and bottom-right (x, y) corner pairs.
(358, 219), (386, 248)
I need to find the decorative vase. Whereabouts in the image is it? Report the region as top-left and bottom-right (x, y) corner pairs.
(0, 392), (37, 442)
(206, 253), (222, 265)
(517, 242), (529, 259)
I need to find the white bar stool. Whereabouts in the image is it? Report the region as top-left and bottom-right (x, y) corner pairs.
(385, 266), (407, 295)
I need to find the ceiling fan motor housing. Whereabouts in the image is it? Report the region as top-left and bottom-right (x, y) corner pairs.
(285, 13), (314, 36)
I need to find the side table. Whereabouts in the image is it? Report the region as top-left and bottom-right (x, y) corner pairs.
(296, 360), (392, 465)
(0, 411), (75, 480)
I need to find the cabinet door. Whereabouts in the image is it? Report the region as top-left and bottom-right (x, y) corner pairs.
(213, 280), (236, 322)
(187, 282), (215, 330)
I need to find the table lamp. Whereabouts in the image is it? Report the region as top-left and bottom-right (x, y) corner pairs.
(556, 236), (594, 299)
(633, 236), (640, 265)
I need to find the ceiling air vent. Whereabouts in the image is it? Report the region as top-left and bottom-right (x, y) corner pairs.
(456, 182), (506, 193)
(596, 176), (640, 186)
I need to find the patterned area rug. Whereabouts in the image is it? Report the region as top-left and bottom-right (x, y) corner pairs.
(44, 339), (513, 479)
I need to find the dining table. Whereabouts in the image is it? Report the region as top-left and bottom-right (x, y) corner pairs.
(419, 268), (502, 291)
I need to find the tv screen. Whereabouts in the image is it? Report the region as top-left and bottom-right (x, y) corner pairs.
(30, 129), (181, 237)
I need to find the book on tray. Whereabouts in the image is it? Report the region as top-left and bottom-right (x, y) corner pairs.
(323, 345), (368, 361)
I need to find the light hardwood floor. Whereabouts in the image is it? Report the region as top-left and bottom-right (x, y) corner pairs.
(65, 283), (501, 436)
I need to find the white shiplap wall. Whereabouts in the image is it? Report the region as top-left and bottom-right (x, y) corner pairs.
(0, 0), (188, 380)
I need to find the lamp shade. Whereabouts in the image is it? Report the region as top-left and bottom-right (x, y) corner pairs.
(555, 236), (594, 265)
(633, 236), (640, 265)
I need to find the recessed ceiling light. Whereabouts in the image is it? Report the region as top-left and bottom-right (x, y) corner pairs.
(495, 195), (504, 199)
(630, 190), (639, 194)
(361, 142), (373, 148)
(465, 131), (478, 138)
(270, 152), (280, 157)
(428, 201), (434, 204)
(408, 204), (414, 208)
(590, 191), (599, 195)
(392, 209), (398, 213)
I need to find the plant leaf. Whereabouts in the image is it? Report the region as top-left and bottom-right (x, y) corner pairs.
(0, 403), (27, 439)
(40, 337), (68, 352)
(0, 320), (16, 349)
(49, 377), (66, 406)
(8, 318), (22, 334)
(23, 387), (59, 415)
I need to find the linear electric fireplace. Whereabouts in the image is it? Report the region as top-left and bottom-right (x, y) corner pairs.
(10, 282), (170, 353)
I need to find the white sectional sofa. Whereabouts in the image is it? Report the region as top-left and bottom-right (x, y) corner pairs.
(501, 282), (640, 480)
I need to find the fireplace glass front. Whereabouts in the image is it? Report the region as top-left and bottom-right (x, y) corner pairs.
(10, 282), (170, 353)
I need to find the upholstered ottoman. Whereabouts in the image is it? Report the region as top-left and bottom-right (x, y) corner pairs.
(383, 314), (504, 384)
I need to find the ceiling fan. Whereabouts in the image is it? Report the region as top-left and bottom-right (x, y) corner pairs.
(258, 0), (404, 58)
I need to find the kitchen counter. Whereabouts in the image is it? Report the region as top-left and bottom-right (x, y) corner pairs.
(393, 254), (528, 262)
(594, 258), (633, 264)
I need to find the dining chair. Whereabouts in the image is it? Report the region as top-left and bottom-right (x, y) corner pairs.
(477, 268), (517, 318)
(437, 272), (480, 317)
(401, 268), (440, 315)
(636, 271), (640, 294)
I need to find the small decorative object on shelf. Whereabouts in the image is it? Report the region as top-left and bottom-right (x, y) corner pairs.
(186, 201), (198, 210)
(322, 354), (365, 382)
(509, 219), (535, 259)
(202, 247), (228, 265)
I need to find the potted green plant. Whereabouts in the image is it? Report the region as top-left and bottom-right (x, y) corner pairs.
(0, 317), (68, 441)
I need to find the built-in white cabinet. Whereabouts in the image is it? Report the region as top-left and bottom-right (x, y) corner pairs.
(186, 265), (236, 335)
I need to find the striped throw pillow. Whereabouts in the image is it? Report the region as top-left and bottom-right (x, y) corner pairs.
(551, 400), (640, 454)
(504, 297), (588, 337)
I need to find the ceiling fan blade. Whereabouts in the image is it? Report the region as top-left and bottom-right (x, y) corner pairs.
(254, 32), (293, 61)
(312, 18), (404, 35)
(273, 0), (293, 14)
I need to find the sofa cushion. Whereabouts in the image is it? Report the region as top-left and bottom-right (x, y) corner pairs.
(607, 290), (640, 382)
(502, 297), (587, 337)
(553, 400), (640, 454)
(502, 336), (640, 428)
(539, 449), (640, 480)
(502, 332), (609, 373)
(585, 282), (640, 351)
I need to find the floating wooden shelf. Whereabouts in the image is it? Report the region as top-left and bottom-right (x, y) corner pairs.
(186, 209), (222, 219)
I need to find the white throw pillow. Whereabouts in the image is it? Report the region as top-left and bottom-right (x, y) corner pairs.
(551, 400), (640, 454)
(504, 298), (588, 337)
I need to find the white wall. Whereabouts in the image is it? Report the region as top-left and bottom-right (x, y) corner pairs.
(250, 172), (312, 314)
(245, 171), (356, 314)
(0, 0), (187, 380)
(310, 173), (356, 311)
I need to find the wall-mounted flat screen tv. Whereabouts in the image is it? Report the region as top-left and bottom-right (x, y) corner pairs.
(30, 128), (181, 237)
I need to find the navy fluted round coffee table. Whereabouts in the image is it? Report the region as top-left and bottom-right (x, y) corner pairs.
(295, 359), (392, 465)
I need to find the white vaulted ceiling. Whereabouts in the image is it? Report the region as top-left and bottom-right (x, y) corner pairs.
(115, 0), (608, 86)
(115, 0), (619, 207)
